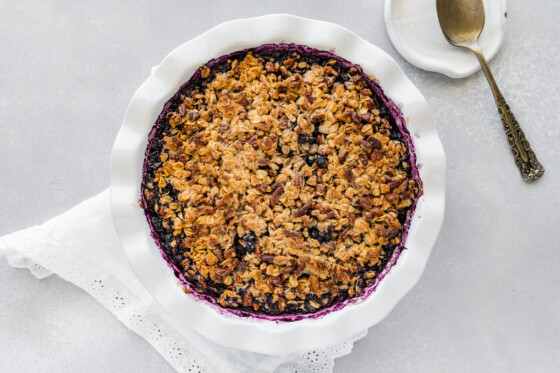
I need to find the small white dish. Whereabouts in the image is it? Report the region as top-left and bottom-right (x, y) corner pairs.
(110, 14), (446, 355)
(385, 0), (507, 78)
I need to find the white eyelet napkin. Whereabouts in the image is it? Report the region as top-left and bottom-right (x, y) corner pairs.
(0, 188), (367, 373)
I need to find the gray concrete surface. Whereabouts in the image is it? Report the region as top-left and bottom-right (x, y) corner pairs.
(1, 0), (559, 372)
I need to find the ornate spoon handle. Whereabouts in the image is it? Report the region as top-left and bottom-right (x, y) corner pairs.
(470, 45), (544, 182)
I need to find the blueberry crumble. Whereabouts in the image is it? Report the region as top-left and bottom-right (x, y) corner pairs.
(141, 44), (422, 320)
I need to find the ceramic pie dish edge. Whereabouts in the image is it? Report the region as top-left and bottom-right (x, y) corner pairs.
(110, 13), (446, 355)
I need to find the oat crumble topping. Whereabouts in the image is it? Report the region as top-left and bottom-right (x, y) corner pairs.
(142, 44), (421, 318)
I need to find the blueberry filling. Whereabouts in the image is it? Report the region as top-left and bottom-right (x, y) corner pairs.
(308, 226), (334, 243)
(298, 135), (316, 144)
(304, 155), (316, 166)
(235, 232), (257, 258)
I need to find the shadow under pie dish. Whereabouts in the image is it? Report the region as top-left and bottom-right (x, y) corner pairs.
(141, 43), (422, 321)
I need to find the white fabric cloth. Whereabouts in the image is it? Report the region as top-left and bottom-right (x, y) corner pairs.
(0, 188), (367, 373)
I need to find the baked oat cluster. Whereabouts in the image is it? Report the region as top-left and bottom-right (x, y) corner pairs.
(142, 45), (420, 317)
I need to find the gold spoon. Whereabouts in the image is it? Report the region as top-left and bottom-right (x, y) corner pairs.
(436, 0), (544, 182)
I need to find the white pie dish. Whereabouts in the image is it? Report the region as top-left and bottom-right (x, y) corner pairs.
(385, 0), (507, 78)
(110, 14), (446, 355)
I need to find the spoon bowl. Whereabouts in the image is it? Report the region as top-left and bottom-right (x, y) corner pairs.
(437, 0), (485, 47)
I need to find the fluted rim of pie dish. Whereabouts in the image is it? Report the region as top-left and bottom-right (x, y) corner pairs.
(110, 14), (446, 355)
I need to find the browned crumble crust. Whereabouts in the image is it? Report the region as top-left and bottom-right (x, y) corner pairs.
(143, 50), (419, 316)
